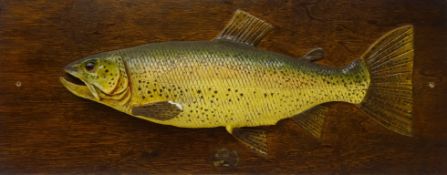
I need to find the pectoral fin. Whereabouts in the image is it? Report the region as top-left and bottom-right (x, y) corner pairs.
(226, 126), (268, 157)
(131, 101), (183, 120)
(215, 10), (273, 46)
(303, 48), (325, 62)
(292, 105), (329, 139)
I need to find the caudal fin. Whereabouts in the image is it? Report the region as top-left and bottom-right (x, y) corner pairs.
(360, 25), (414, 136)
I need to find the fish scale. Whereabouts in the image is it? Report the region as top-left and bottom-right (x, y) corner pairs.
(61, 10), (413, 156)
(119, 40), (368, 128)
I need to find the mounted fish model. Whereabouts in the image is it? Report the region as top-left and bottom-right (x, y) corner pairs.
(60, 10), (414, 156)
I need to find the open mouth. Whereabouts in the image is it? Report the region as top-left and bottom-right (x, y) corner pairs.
(60, 70), (94, 100)
(63, 72), (85, 86)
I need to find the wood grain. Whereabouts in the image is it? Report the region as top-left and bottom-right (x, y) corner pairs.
(1, 0), (446, 173)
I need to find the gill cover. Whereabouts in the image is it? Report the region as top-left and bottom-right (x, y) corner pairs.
(97, 56), (126, 94)
(79, 54), (128, 99)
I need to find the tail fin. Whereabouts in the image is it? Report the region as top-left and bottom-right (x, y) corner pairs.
(360, 25), (414, 136)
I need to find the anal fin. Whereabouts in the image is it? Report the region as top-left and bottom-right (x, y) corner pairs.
(292, 105), (329, 139)
(226, 126), (268, 157)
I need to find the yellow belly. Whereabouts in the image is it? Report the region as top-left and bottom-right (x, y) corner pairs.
(122, 41), (369, 129)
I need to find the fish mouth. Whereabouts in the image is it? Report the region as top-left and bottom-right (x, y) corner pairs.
(63, 72), (85, 86)
(60, 70), (94, 100)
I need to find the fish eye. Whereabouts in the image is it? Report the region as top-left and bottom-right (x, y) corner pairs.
(85, 61), (96, 71)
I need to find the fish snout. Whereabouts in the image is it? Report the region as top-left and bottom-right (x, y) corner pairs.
(62, 59), (86, 86)
(64, 60), (82, 73)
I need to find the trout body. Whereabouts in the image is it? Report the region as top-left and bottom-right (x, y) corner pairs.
(61, 10), (413, 156)
(114, 41), (368, 128)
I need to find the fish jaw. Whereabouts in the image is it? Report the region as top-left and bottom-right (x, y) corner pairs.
(60, 68), (99, 101)
(60, 77), (92, 100)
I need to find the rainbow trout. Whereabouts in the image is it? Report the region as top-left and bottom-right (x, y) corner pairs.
(60, 10), (413, 156)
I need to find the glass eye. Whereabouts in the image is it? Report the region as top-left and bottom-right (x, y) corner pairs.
(85, 61), (96, 71)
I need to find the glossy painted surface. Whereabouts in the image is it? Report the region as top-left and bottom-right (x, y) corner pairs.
(1, 0), (446, 173)
(62, 40), (369, 129)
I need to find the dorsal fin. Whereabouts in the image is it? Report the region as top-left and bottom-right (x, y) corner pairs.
(215, 10), (273, 46)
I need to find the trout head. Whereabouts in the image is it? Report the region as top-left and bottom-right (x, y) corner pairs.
(60, 52), (130, 108)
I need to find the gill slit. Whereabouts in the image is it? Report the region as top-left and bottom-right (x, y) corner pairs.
(121, 57), (133, 111)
